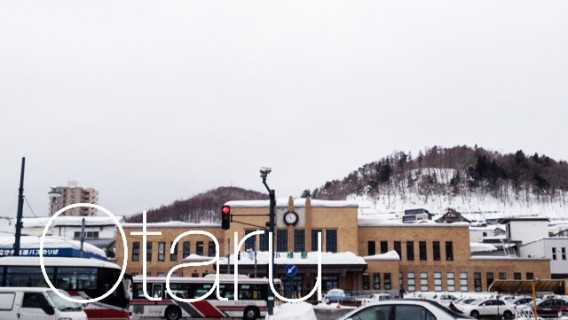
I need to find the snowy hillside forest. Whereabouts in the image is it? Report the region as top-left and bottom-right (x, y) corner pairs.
(310, 146), (568, 218)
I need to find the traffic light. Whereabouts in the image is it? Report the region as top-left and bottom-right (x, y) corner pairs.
(221, 205), (231, 230)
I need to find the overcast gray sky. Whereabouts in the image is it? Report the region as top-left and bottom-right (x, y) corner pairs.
(1, 0), (567, 220)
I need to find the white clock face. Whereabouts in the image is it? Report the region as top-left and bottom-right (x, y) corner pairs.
(284, 211), (298, 225)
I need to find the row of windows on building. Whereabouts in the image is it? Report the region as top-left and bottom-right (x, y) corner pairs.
(244, 229), (338, 253)
(131, 241), (216, 262)
(369, 271), (536, 292)
(552, 247), (567, 260)
(367, 240), (454, 261)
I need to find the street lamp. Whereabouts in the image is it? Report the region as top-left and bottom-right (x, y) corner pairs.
(260, 167), (276, 316)
(48, 186), (62, 216)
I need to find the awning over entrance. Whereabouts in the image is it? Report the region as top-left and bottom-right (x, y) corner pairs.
(217, 251), (368, 273)
(489, 279), (568, 294)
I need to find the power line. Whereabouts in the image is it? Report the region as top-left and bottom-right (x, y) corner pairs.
(23, 196), (44, 223)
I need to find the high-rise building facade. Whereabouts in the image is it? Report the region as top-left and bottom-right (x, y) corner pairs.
(48, 181), (99, 216)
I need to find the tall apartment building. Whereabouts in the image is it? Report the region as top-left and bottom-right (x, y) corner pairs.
(48, 181), (99, 216)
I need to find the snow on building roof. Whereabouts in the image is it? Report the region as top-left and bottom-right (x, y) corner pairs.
(122, 221), (220, 228)
(470, 242), (498, 253)
(0, 236), (107, 258)
(224, 198), (358, 208)
(358, 219), (470, 227)
(470, 255), (548, 261)
(363, 250), (400, 261)
(217, 251), (366, 266)
(22, 216), (125, 228)
(183, 254), (214, 262)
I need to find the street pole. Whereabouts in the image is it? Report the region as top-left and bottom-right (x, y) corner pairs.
(227, 238), (231, 275)
(13, 157), (26, 257)
(80, 218), (86, 258)
(265, 184), (276, 315)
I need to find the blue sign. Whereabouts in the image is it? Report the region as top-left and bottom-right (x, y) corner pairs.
(285, 265), (298, 278)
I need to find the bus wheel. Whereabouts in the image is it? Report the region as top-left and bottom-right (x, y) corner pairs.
(243, 306), (259, 320)
(165, 306), (181, 320)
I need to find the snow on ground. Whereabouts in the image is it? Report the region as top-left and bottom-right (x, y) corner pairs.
(352, 187), (568, 220)
(268, 302), (317, 320)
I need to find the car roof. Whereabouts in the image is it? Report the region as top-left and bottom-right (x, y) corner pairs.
(342, 299), (473, 319)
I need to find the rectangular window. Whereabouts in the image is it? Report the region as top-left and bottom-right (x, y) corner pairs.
(394, 241), (402, 258)
(420, 272), (428, 291)
(245, 230), (256, 250)
(384, 273), (392, 290)
(487, 272), (494, 288)
(294, 230), (305, 252)
(183, 241), (190, 258)
(433, 241), (441, 261)
(460, 273), (468, 292)
(553, 247), (557, 260)
(407, 273), (416, 292)
(562, 248), (567, 260)
(326, 230), (338, 253)
(499, 272), (506, 280)
(474, 272), (482, 292)
(208, 241), (215, 257)
(373, 274), (381, 290)
(419, 241), (427, 261)
(260, 232), (269, 251)
(446, 241), (454, 261)
(146, 242), (152, 262)
(526, 272), (534, 280)
(362, 274), (370, 290)
(406, 241), (414, 261)
(368, 241), (376, 256)
(447, 273), (455, 292)
(311, 230), (321, 251)
(514, 272), (522, 280)
(170, 242), (178, 261)
(434, 272), (442, 292)
(158, 242), (165, 261)
(277, 231), (288, 252)
(380, 241), (388, 253)
(132, 242), (140, 262)
(196, 242), (204, 256)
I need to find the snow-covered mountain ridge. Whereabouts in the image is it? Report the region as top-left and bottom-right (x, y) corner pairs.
(310, 146), (568, 221)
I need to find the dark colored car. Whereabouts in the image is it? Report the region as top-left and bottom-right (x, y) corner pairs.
(536, 298), (568, 318)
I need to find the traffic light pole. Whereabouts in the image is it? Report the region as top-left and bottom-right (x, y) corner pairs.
(262, 179), (276, 316)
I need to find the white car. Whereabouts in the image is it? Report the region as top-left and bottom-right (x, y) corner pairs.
(339, 299), (473, 320)
(359, 293), (394, 306)
(0, 287), (87, 320)
(458, 298), (515, 319)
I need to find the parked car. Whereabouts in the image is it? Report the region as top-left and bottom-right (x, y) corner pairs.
(0, 287), (87, 320)
(324, 288), (347, 304)
(359, 293), (395, 306)
(458, 298), (515, 319)
(339, 299), (474, 320)
(535, 298), (568, 318)
(454, 298), (478, 306)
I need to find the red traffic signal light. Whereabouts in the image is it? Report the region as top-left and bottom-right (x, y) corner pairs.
(221, 206), (231, 230)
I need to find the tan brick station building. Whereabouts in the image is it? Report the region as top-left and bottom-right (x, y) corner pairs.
(115, 197), (550, 295)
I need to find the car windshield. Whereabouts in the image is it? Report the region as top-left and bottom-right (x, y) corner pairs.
(47, 291), (83, 312)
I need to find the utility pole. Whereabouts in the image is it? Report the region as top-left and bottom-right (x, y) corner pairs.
(13, 157), (26, 257)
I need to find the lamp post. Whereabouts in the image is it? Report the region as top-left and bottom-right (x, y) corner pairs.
(48, 186), (62, 216)
(260, 167), (275, 316)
